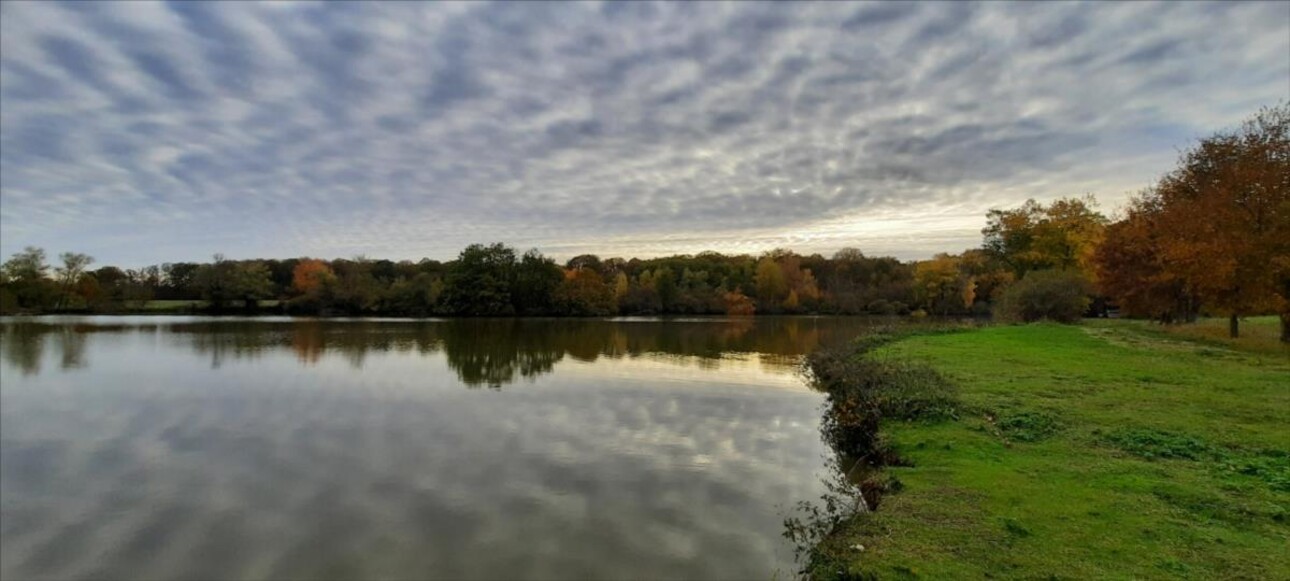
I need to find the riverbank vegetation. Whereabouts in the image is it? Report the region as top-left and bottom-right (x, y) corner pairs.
(795, 320), (1288, 579)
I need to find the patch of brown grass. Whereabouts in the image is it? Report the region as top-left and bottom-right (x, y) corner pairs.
(1156, 316), (1288, 356)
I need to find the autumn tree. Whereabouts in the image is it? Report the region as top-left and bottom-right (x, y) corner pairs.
(554, 267), (616, 316)
(754, 256), (788, 310)
(1095, 194), (1197, 322)
(1161, 104), (1288, 339)
(1100, 104), (1289, 339)
(983, 196), (1107, 280)
(913, 254), (974, 315)
(956, 248), (1012, 311)
(292, 259), (335, 296)
(723, 289), (756, 316)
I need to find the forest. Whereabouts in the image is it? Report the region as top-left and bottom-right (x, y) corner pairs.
(2, 105), (1286, 341)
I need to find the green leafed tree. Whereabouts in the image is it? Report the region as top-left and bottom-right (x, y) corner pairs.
(441, 243), (518, 316)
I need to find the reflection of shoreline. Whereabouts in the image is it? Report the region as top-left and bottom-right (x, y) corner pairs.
(560, 352), (808, 391)
(1, 317), (875, 387)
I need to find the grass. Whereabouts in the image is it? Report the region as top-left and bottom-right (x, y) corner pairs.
(809, 321), (1289, 580)
(1112, 315), (1288, 357)
(140, 299), (207, 311)
(138, 299), (280, 312)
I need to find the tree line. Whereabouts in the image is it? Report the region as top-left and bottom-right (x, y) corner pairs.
(2, 104), (1285, 341)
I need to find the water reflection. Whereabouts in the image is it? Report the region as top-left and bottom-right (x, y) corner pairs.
(0, 316), (884, 580)
(1, 316), (878, 387)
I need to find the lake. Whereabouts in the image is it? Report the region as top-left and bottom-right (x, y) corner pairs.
(0, 316), (879, 580)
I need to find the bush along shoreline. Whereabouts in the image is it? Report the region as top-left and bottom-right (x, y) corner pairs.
(784, 325), (966, 579)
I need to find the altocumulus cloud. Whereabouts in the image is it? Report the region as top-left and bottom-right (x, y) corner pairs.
(1, 1), (1287, 265)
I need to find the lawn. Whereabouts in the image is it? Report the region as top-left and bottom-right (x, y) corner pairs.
(138, 299), (280, 311)
(140, 299), (208, 311)
(813, 320), (1289, 579)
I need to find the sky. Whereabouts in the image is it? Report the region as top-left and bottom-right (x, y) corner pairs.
(1, 1), (1287, 267)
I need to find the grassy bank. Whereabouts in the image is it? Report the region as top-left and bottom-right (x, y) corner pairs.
(809, 320), (1289, 579)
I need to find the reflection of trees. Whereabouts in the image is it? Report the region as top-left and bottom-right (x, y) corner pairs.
(173, 320), (445, 369)
(442, 320), (566, 388)
(2, 322), (47, 375)
(0, 321), (157, 375)
(2, 316), (884, 387)
(57, 326), (88, 369)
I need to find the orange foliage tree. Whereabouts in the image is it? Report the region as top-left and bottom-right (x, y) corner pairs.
(1094, 103), (1289, 339)
(291, 259), (335, 296)
(1095, 194), (1196, 322)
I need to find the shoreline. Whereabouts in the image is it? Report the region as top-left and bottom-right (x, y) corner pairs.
(795, 318), (1289, 579)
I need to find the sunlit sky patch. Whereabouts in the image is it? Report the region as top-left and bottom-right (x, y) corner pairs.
(1, 1), (1287, 266)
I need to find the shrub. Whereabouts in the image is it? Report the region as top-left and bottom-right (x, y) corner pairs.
(866, 299), (897, 315)
(995, 269), (1092, 323)
(996, 411), (1062, 442)
(1105, 428), (1211, 460)
(806, 342), (957, 461)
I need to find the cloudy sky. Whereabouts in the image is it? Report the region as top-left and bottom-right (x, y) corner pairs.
(1, 1), (1287, 266)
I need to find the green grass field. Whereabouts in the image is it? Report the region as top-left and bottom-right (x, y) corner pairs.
(138, 299), (280, 311)
(814, 319), (1289, 579)
(140, 299), (207, 311)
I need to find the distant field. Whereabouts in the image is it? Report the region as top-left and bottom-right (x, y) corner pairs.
(812, 321), (1289, 579)
(140, 300), (280, 311)
(141, 300), (206, 311)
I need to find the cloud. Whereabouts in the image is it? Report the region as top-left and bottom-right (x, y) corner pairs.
(1, 1), (1287, 265)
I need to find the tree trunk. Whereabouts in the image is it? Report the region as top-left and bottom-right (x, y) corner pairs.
(1229, 314), (1239, 339)
(1281, 312), (1290, 344)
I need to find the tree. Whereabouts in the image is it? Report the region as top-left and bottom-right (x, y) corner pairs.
(195, 255), (274, 310)
(913, 254), (973, 315)
(329, 258), (381, 313)
(566, 254), (603, 274)
(292, 259), (335, 296)
(723, 289), (756, 316)
(613, 272), (629, 302)
(1157, 104), (1288, 339)
(232, 261), (275, 308)
(1097, 104), (1289, 338)
(957, 248), (1012, 312)
(54, 252), (94, 310)
(161, 262), (201, 299)
(554, 267), (616, 316)
(1095, 195), (1197, 322)
(384, 273), (443, 315)
(512, 249), (562, 315)
(2, 246), (48, 281)
(983, 196), (1107, 280)
(754, 256), (788, 310)
(795, 268), (822, 309)
(441, 243), (518, 316)
(1, 247), (54, 312)
(194, 254), (234, 309)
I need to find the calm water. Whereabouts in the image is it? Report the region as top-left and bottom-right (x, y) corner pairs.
(0, 316), (879, 580)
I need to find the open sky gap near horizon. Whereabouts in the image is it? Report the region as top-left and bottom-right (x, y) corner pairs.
(1, 1), (1287, 267)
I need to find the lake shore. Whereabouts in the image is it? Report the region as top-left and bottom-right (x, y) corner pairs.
(805, 318), (1289, 579)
